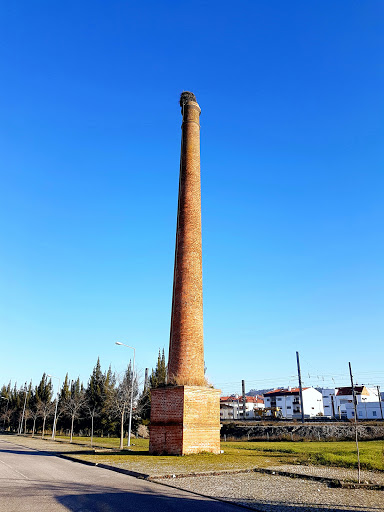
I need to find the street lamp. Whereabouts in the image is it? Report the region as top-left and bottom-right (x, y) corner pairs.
(47, 375), (60, 440)
(18, 383), (28, 435)
(1, 397), (9, 430)
(115, 342), (135, 447)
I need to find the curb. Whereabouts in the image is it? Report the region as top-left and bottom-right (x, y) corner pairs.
(58, 454), (384, 491)
(58, 453), (150, 480)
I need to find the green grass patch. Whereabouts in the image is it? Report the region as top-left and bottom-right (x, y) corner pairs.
(52, 436), (384, 475)
(54, 435), (148, 451)
(54, 435), (297, 475)
(224, 440), (384, 471)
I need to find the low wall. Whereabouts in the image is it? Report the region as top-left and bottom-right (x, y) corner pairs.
(220, 422), (384, 441)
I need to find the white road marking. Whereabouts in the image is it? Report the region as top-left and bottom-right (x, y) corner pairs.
(0, 458), (30, 480)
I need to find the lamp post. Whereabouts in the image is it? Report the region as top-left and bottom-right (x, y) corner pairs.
(1, 397), (9, 430)
(19, 383), (28, 435)
(115, 342), (135, 447)
(48, 375), (60, 440)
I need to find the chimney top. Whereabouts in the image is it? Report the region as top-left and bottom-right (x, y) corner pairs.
(180, 91), (197, 107)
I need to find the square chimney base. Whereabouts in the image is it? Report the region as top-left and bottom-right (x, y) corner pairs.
(149, 386), (221, 455)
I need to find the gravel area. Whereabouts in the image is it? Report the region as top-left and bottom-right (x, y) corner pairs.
(153, 472), (384, 512)
(268, 464), (384, 486)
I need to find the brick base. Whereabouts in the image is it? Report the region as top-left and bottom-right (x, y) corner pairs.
(149, 386), (221, 455)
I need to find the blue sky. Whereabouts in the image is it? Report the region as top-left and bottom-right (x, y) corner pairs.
(1, 1), (383, 396)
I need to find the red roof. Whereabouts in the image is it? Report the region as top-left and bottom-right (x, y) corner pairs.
(220, 395), (264, 403)
(336, 386), (367, 396)
(264, 388), (309, 396)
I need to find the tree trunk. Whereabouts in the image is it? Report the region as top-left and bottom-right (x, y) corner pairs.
(91, 415), (94, 447)
(32, 418), (36, 437)
(70, 415), (74, 443)
(42, 416), (46, 438)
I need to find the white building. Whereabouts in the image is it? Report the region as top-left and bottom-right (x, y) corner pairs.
(321, 388), (339, 418)
(321, 386), (380, 418)
(263, 387), (323, 419)
(345, 401), (384, 420)
(220, 395), (264, 420)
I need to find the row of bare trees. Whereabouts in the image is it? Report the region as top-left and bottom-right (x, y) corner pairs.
(1, 358), (141, 448)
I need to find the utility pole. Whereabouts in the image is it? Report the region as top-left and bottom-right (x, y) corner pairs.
(349, 362), (361, 483)
(144, 368), (149, 392)
(377, 386), (383, 420)
(296, 352), (305, 424)
(242, 380), (246, 421)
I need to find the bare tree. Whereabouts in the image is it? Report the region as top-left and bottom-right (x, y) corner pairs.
(29, 406), (39, 437)
(1, 407), (13, 431)
(35, 373), (53, 438)
(23, 408), (31, 434)
(109, 362), (139, 450)
(65, 379), (86, 443)
(85, 404), (100, 448)
(37, 400), (53, 438)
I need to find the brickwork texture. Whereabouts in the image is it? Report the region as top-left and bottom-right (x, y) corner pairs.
(149, 93), (220, 455)
(149, 386), (221, 455)
(168, 97), (205, 386)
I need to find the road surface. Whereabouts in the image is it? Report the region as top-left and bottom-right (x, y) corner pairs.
(0, 438), (243, 512)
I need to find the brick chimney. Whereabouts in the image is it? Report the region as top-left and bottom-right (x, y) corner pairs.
(149, 92), (220, 455)
(167, 92), (205, 386)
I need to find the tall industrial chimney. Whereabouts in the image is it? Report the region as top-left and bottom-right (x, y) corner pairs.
(149, 92), (220, 455)
(168, 92), (205, 386)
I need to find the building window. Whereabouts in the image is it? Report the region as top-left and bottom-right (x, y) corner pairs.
(373, 411), (377, 417)
(287, 406), (291, 409)
(277, 398), (282, 401)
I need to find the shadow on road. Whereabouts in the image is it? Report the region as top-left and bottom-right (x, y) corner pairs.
(56, 489), (380, 512)
(57, 490), (231, 512)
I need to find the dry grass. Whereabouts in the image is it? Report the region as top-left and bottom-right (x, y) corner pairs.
(57, 437), (297, 477)
(55, 436), (384, 476)
(237, 440), (384, 471)
(167, 376), (209, 387)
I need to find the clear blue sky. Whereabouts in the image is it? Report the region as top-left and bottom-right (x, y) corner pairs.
(1, 1), (383, 396)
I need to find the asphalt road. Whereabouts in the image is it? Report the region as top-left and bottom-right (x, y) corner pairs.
(0, 439), (243, 512)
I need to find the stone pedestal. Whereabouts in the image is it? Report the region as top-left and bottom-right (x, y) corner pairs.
(149, 386), (221, 455)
